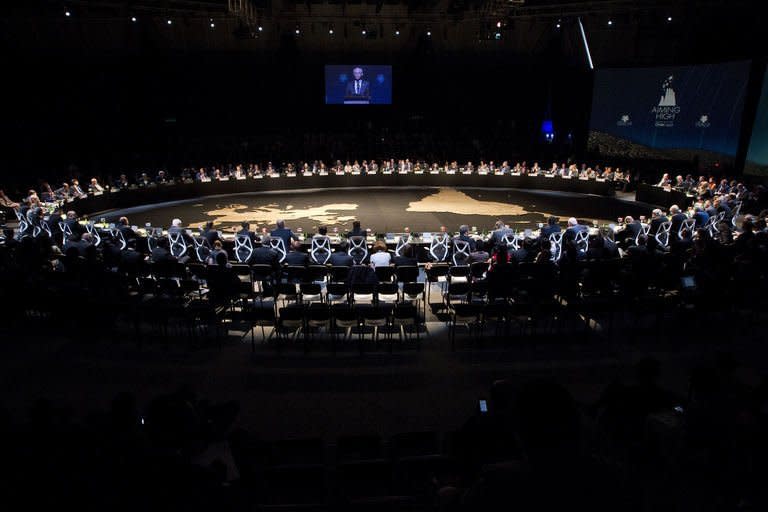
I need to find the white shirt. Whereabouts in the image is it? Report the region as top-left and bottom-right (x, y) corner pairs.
(370, 251), (391, 267)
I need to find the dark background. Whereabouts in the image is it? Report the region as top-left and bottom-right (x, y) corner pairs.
(2, 50), (591, 185)
(0, 1), (764, 189)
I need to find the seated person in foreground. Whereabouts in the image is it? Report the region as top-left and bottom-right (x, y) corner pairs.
(0, 188), (20, 209)
(345, 220), (366, 238)
(207, 240), (229, 266)
(236, 221), (258, 243)
(64, 210), (87, 241)
(540, 216), (561, 238)
(369, 240), (392, 267)
(563, 217), (588, 242)
(617, 216), (642, 245)
(454, 224), (477, 252)
(150, 237), (176, 264)
(251, 235), (281, 270)
(202, 221), (222, 246)
(284, 240), (309, 266)
(270, 218), (298, 250)
(117, 217), (137, 242)
(392, 243), (418, 267)
(329, 240), (354, 267)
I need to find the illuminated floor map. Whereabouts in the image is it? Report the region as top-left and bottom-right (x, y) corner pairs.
(104, 187), (645, 233)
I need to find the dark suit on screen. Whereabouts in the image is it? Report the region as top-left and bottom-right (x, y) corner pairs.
(345, 79), (370, 99)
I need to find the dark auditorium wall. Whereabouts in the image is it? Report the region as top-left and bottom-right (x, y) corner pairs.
(1, 48), (591, 187)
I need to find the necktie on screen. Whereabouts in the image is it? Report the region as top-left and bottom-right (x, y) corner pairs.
(355, 80), (360, 94)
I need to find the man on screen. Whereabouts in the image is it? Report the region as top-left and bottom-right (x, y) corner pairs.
(345, 66), (371, 100)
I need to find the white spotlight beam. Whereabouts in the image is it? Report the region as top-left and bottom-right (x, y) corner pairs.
(577, 16), (594, 70)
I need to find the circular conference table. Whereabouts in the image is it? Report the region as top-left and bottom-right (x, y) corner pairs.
(71, 173), (618, 216)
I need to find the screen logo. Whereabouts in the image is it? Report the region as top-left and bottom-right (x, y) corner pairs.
(695, 114), (711, 128)
(616, 114), (633, 127)
(651, 75), (681, 127)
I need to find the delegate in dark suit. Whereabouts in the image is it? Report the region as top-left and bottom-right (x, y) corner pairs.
(65, 218), (86, 241)
(693, 210), (710, 228)
(455, 234), (477, 252)
(649, 215), (669, 236)
(619, 220), (642, 244)
(284, 248), (309, 267)
(488, 226), (514, 247)
(670, 212), (687, 237)
(540, 224), (561, 238)
(202, 227), (222, 246)
(329, 251), (354, 267)
(563, 223), (588, 242)
(251, 245), (280, 270)
(270, 227), (298, 251)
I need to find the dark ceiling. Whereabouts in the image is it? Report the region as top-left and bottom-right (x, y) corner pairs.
(1, 1), (761, 66)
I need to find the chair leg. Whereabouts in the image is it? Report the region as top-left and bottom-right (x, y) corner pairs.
(450, 319), (456, 351)
(415, 319), (421, 351)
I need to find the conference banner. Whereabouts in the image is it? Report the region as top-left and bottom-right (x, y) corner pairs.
(588, 61), (750, 168)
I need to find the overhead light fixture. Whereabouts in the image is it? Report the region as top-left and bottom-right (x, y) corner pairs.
(131, 16), (137, 22)
(65, 11), (71, 17)
(167, 19), (172, 25)
(667, 16), (673, 22)
(607, 20), (613, 26)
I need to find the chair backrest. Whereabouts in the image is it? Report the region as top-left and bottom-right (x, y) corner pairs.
(168, 231), (187, 258)
(715, 211), (726, 224)
(85, 222), (101, 246)
(395, 234), (412, 257)
(655, 221), (672, 247)
(428, 233), (449, 262)
(110, 227), (127, 250)
(679, 218), (696, 239)
(59, 220), (73, 241)
(348, 236), (368, 265)
(193, 236), (211, 263)
(395, 265), (419, 283)
(731, 202), (742, 228)
(147, 232), (160, 252)
(575, 230), (589, 253)
(452, 239), (471, 266)
(330, 265), (351, 283)
(635, 223), (651, 246)
(501, 232), (519, 250)
(269, 237), (287, 263)
(310, 236), (331, 265)
(234, 234), (254, 263)
(14, 210), (29, 238)
(34, 215), (52, 239)
(549, 232), (563, 261)
(25, 210), (42, 238)
(704, 215), (720, 237)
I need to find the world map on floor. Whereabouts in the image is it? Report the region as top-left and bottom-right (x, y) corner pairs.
(104, 187), (646, 233)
